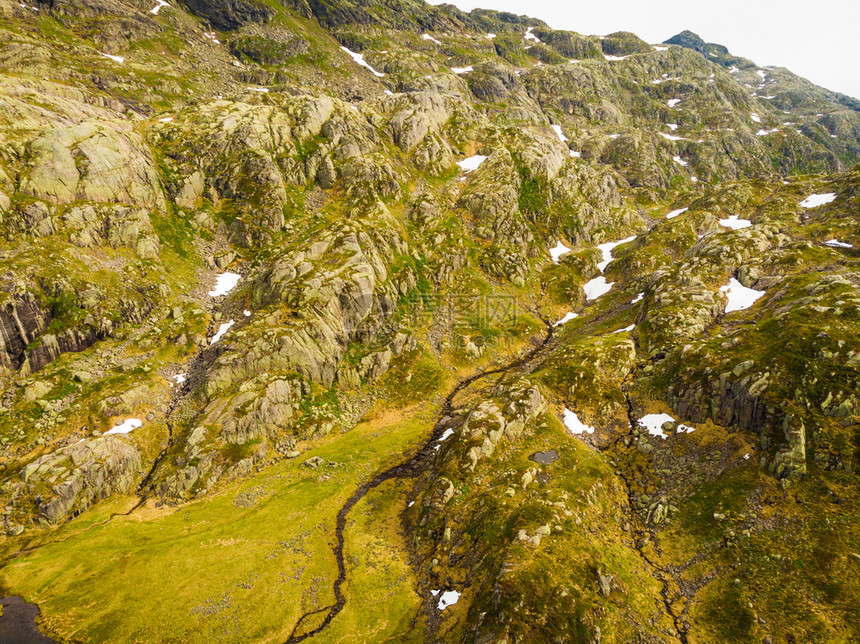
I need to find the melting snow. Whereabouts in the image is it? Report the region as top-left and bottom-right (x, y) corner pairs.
(340, 46), (385, 77)
(750, 113), (761, 123)
(720, 278), (765, 312)
(436, 590), (461, 611)
(583, 276), (614, 300)
(451, 66), (473, 74)
(170, 374), (187, 387)
(756, 128), (779, 136)
(549, 240), (572, 262)
(211, 320), (235, 344)
(486, 33), (497, 39)
(437, 428), (454, 442)
(243, 310), (251, 317)
(551, 124), (568, 142)
(203, 32), (221, 44)
(158, 116), (173, 123)
(408, 501), (415, 507)
(667, 99), (681, 108)
(208, 272), (241, 297)
(608, 133), (621, 139)
(150, 0), (169, 14)
(553, 312), (579, 327)
(612, 324), (635, 334)
(800, 193), (836, 208)
(604, 54), (630, 61)
(100, 52), (125, 64)
(824, 239), (852, 248)
(248, 87), (269, 93)
(563, 409), (595, 435)
(421, 34), (442, 45)
(457, 154), (487, 172)
(631, 292), (644, 304)
(672, 155), (688, 167)
(524, 27), (541, 42)
(569, 150), (581, 158)
(729, 66), (739, 73)
(654, 45), (668, 51)
(666, 207), (688, 219)
(718, 215), (752, 229)
(597, 235), (636, 272)
(660, 132), (684, 141)
(667, 123), (678, 131)
(105, 418), (142, 435)
(638, 413), (693, 439)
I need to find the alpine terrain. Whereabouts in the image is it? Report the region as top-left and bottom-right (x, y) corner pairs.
(0, 0), (858, 642)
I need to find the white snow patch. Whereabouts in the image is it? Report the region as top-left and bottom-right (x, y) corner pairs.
(720, 278), (765, 312)
(660, 132), (685, 141)
(563, 409), (594, 435)
(756, 128), (779, 136)
(340, 46), (385, 77)
(666, 207), (688, 219)
(243, 310), (251, 317)
(750, 112), (761, 123)
(451, 66), (473, 74)
(553, 312), (579, 327)
(549, 240), (572, 263)
(743, 453), (751, 460)
(638, 413), (693, 439)
(672, 155), (688, 167)
(569, 150), (581, 158)
(408, 501), (415, 507)
(208, 272), (241, 297)
(436, 590), (461, 611)
(756, 69), (767, 81)
(171, 374), (187, 386)
(105, 418), (142, 435)
(150, 0), (169, 14)
(608, 133), (621, 139)
(437, 428), (454, 442)
(612, 324), (635, 334)
(800, 192), (836, 208)
(604, 54), (630, 61)
(524, 27), (541, 42)
(158, 116), (173, 123)
(486, 33), (497, 39)
(667, 98), (681, 108)
(248, 87), (269, 93)
(421, 33), (442, 45)
(583, 276), (614, 300)
(729, 66), (739, 73)
(384, 89), (394, 96)
(210, 320), (235, 344)
(551, 124), (568, 142)
(667, 123), (678, 131)
(596, 235), (636, 272)
(824, 239), (852, 249)
(760, 95), (776, 100)
(99, 52), (125, 64)
(718, 215), (752, 230)
(457, 154), (487, 172)
(654, 45), (668, 51)
(203, 32), (221, 44)
(630, 292), (644, 304)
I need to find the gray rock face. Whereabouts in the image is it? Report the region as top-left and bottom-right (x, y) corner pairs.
(20, 122), (165, 210)
(21, 436), (141, 524)
(0, 292), (49, 373)
(180, 0), (274, 30)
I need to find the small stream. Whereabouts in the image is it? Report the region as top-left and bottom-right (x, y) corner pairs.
(0, 596), (57, 644)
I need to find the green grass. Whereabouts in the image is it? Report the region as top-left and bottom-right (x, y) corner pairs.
(2, 409), (435, 643)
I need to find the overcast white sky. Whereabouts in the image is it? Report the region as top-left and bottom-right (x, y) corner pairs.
(429, 0), (860, 100)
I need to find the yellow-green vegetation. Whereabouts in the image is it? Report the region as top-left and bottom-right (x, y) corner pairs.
(2, 408), (434, 643)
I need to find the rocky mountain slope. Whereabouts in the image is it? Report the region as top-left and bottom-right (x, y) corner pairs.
(0, 0), (857, 642)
